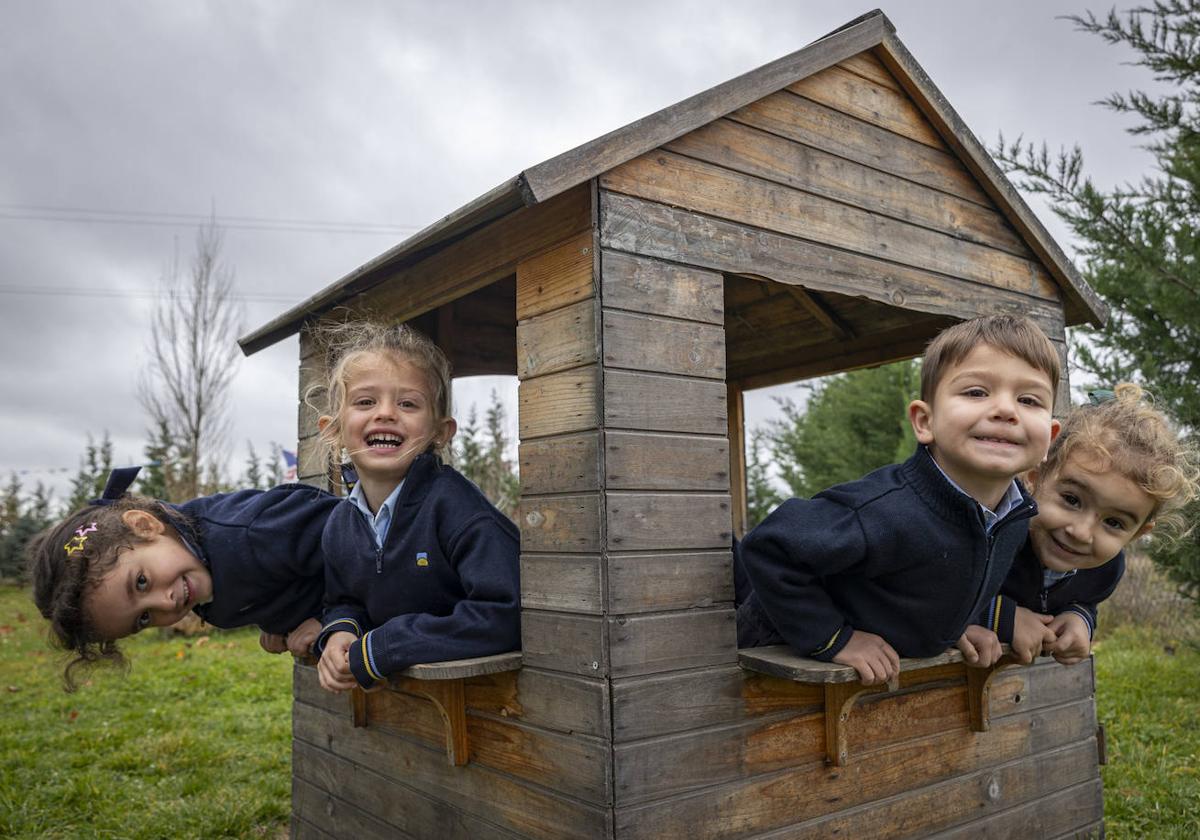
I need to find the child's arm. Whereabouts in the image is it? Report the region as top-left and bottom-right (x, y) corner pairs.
(341, 515), (520, 689)
(1010, 606), (1056, 664)
(740, 498), (868, 664)
(957, 624), (1003, 667)
(286, 617), (323, 657)
(1047, 611), (1091, 665)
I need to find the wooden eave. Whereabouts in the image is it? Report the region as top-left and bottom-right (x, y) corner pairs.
(240, 8), (1103, 357)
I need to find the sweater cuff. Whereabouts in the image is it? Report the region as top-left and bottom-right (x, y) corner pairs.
(314, 617), (362, 655)
(1064, 604), (1096, 639)
(809, 623), (853, 662)
(985, 595), (1017, 645)
(347, 630), (387, 688)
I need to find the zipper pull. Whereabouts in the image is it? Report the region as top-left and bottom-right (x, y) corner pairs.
(376, 546), (383, 574)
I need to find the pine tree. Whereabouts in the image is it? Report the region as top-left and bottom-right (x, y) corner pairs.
(745, 429), (782, 529)
(451, 392), (519, 518)
(242, 441), (265, 490)
(138, 418), (176, 500)
(994, 2), (1200, 604)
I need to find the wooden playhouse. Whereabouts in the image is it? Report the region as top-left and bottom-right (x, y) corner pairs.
(240, 11), (1109, 839)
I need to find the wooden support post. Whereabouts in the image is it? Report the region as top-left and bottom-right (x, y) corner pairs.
(728, 383), (747, 538)
(395, 677), (470, 766)
(350, 686), (368, 728)
(823, 677), (895, 766)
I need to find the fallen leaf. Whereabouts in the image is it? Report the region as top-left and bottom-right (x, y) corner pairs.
(175, 649), (186, 660)
(68, 710), (79, 722)
(0, 626), (13, 635)
(195, 636), (210, 647)
(15, 612), (26, 622)
(6, 686), (20, 693)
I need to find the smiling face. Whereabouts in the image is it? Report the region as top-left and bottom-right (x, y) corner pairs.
(321, 351), (455, 511)
(909, 343), (1060, 510)
(1028, 454), (1156, 573)
(85, 510), (213, 640)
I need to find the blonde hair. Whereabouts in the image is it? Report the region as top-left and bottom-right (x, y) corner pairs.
(307, 320), (453, 468)
(920, 315), (1060, 402)
(1041, 383), (1200, 541)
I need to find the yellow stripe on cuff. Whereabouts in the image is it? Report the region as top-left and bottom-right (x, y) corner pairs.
(360, 633), (382, 682)
(991, 596), (1003, 633)
(813, 627), (842, 655)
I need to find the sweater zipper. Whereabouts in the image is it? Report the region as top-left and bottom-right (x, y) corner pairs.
(376, 544), (383, 574)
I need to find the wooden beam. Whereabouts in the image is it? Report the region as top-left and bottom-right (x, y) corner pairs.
(783, 285), (855, 340)
(728, 384), (748, 538)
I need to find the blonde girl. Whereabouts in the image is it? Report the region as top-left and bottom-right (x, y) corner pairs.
(310, 321), (519, 693)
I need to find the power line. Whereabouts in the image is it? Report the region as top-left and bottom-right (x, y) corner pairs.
(0, 284), (299, 302)
(0, 203), (424, 235)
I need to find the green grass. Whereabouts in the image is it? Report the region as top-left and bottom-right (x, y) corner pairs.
(1095, 626), (1200, 838)
(0, 585), (292, 840)
(2, 585), (1197, 838)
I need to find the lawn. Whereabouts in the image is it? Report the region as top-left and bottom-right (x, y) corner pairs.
(0, 585), (293, 840)
(0, 584), (1197, 838)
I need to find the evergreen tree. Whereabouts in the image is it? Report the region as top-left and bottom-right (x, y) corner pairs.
(265, 444), (284, 487)
(137, 418), (177, 500)
(768, 360), (919, 499)
(745, 429), (782, 529)
(242, 440), (265, 490)
(994, 2), (1200, 604)
(66, 432), (114, 511)
(0, 475), (53, 582)
(451, 391), (519, 518)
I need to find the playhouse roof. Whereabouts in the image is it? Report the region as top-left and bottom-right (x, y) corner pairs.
(239, 9), (1105, 356)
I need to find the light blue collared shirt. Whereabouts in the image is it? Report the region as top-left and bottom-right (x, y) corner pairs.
(926, 451), (1024, 534)
(347, 479), (405, 547)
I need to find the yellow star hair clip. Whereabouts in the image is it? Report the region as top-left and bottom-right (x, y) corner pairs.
(64, 522), (98, 556)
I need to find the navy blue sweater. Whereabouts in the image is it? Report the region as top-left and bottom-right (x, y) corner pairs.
(170, 483), (340, 635)
(983, 538), (1125, 642)
(737, 447), (1036, 660)
(318, 454), (520, 688)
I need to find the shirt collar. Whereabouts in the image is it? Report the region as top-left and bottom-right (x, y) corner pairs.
(348, 479), (406, 546)
(925, 449), (1023, 532)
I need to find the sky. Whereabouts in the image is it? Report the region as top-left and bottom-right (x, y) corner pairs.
(0, 1), (1162, 504)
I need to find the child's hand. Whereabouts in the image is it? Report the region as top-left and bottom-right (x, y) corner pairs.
(832, 630), (900, 686)
(318, 631), (359, 693)
(1047, 612), (1091, 665)
(957, 624), (1002, 667)
(259, 631), (288, 654)
(1011, 606), (1056, 664)
(286, 618), (323, 658)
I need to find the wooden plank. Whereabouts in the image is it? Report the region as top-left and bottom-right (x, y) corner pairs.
(599, 250), (724, 324)
(465, 667), (610, 739)
(293, 700), (611, 839)
(925, 778), (1104, 840)
(599, 192), (1065, 338)
(297, 433), (330, 487)
(837, 51), (901, 91)
(609, 608), (736, 678)
(739, 645), (969, 684)
(989, 656), (1094, 719)
(602, 309), (725, 378)
(519, 493), (602, 553)
(518, 366), (600, 439)
(520, 610), (607, 677)
(605, 431), (729, 491)
(788, 63), (945, 148)
(609, 550), (733, 614)
(516, 298), (598, 380)
(293, 777), (407, 840)
(606, 492), (732, 551)
(293, 749), (525, 840)
(298, 357), (328, 437)
(602, 151), (1057, 299)
(604, 370), (728, 435)
(518, 432), (601, 495)
(292, 815), (335, 840)
(729, 90), (991, 206)
(399, 652), (522, 680)
(728, 385), (747, 538)
(783, 740), (1101, 839)
(612, 667), (823, 742)
(518, 13), (892, 202)
(665, 118), (1032, 256)
(360, 184), (592, 325)
(614, 697), (1098, 837)
(521, 554), (603, 614)
(516, 230), (596, 320)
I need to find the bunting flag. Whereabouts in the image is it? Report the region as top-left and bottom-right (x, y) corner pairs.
(282, 449), (298, 481)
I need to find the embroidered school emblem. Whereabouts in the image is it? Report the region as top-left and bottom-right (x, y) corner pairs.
(416, 552), (429, 567)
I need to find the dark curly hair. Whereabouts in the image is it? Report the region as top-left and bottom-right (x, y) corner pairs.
(26, 496), (191, 691)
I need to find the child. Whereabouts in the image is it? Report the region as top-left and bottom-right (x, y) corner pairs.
(966, 383), (1199, 666)
(736, 314), (1061, 685)
(27, 467), (341, 689)
(311, 322), (520, 694)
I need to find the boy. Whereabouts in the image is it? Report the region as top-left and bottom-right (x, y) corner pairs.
(736, 315), (1061, 685)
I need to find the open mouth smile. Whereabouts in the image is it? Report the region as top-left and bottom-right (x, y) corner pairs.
(365, 433), (404, 450)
